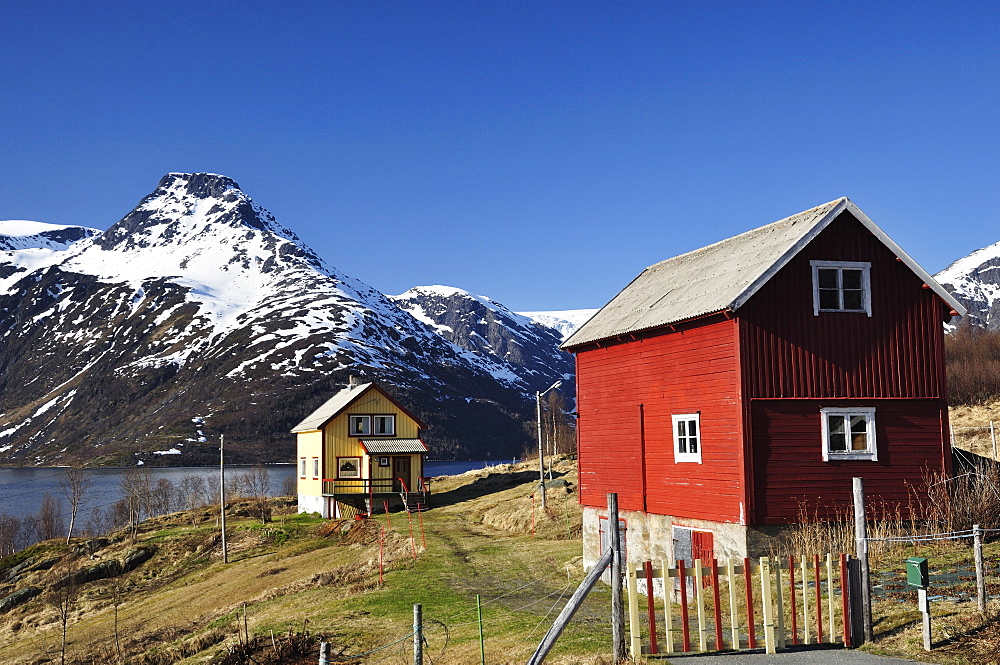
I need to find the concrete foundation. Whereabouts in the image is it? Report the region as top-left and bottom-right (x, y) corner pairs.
(581, 506), (784, 571)
(297, 493), (325, 516)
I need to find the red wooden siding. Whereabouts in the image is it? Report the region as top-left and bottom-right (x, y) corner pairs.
(750, 399), (948, 523)
(738, 211), (949, 400)
(575, 318), (745, 522)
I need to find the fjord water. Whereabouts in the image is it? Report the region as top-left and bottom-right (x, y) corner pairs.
(0, 460), (509, 521)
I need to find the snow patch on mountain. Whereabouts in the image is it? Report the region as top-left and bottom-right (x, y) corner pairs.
(517, 309), (598, 341)
(935, 239), (1000, 330)
(0, 220), (101, 293)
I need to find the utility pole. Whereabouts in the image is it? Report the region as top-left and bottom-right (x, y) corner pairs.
(221, 434), (228, 564)
(536, 380), (562, 511)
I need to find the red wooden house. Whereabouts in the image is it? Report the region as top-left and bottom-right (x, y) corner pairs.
(561, 198), (966, 566)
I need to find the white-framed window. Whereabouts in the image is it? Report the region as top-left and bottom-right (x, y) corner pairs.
(348, 414), (371, 436)
(811, 260), (871, 316)
(821, 407), (877, 461)
(672, 413), (702, 463)
(373, 414), (396, 436)
(299, 457), (307, 478)
(312, 457), (320, 479)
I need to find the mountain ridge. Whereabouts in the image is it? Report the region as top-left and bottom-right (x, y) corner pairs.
(0, 173), (580, 466)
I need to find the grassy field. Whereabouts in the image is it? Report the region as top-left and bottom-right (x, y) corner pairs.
(0, 458), (617, 664)
(3, 453), (1000, 664)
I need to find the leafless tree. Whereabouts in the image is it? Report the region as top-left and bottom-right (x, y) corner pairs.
(50, 557), (78, 665)
(119, 469), (147, 539)
(20, 515), (38, 550)
(84, 505), (108, 538)
(58, 467), (91, 545)
(281, 473), (297, 497)
(0, 513), (21, 556)
(543, 390), (576, 457)
(149, 477), (176, 516)
(179, 474), (208, 524)
(36, 493), (65, 542)
(244, 466), (272, 523)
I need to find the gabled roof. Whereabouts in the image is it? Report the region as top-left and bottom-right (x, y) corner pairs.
(563, 198), (966, 349)
(290, 382), (425, 433)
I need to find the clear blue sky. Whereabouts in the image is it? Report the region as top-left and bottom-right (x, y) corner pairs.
(2, 1), (997, 310)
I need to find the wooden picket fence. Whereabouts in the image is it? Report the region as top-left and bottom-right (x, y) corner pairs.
(625, 554), (857, 657)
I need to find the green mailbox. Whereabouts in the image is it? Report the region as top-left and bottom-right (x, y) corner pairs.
(906, 557), (929, 588)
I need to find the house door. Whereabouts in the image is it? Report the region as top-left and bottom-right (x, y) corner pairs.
(692, 530), (715, 588)
(392, 457), (411, 492)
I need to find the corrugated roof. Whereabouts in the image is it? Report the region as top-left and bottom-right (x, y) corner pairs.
(562, 198), (965, 348)
(290, 382), (373, 432)
(360, 439), (429, 454)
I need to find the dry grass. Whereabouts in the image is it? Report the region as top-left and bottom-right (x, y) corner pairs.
(0, 459), (601, 665)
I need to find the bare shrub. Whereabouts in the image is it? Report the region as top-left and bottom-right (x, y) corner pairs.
(0, 513), (21, 556)
(920, 456), (1000, 536)
(36, 492), (65, 541)
(946, 323), (1000, 405)
(149, 478), (177, 516)
(244, 466), (273, 524)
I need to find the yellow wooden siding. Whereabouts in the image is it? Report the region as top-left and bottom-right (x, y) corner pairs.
(321, 387), (423, 493)
(295, 429), (323, 497)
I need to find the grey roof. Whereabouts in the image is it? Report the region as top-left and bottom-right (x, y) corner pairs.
(291, 382), (373, 432)
(563, 198), (966, 348)
(360, 439), (429, 454)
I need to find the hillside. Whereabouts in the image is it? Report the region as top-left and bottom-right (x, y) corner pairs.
(0, 458), (609, 664)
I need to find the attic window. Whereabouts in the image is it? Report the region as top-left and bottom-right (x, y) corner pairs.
(811, 261), (871, 316)
(821, 407), (877, 461)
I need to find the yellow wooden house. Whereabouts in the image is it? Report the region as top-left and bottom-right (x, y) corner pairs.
(293, 381), (429, 518)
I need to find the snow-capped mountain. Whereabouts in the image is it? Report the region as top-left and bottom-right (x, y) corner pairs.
(0, 173), (557, 465)
(390, 285), (574, 390)
(517, 309), (598, 342)
(0, 220), (99, 290)
(936, 241), (1000, 330)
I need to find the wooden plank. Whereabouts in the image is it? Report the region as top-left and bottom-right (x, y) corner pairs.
(727, 558), (739, 650)
(627, 564), (641, 657)
(760, 557), (775, 654)
(663, 558), (674, 654)
(695, 559), (707, 652)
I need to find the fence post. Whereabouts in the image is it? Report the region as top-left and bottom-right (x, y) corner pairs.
(627, 564), (641, 657)
(774, 557), (785, 649)
(801, 556), (810, 645)
(852, 477), (872, 643)
(727, 559), (739, 649)
(825, 554), (836, 644)
(974, 524), (986, 612)
(413, 603), (423, 665)
(695, 558), (707, 651)
(991, 421), (997, 460)
(319, 641), (331, 665)
(609, 493), (626, 661)
(662, 558), (674, 654)
(477, 594), (485, 665)
(760, 557), (775, 654)
(645, 561), (659, 655)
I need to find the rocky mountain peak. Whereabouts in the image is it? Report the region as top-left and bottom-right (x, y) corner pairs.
(156, 172), (242, 200)
(936, 239), (1000, 330)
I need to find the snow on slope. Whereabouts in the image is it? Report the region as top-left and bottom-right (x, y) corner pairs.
(935, 239), (1000, 329)
(0, 220), (101, 293)
(517, 309), (598, 341)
